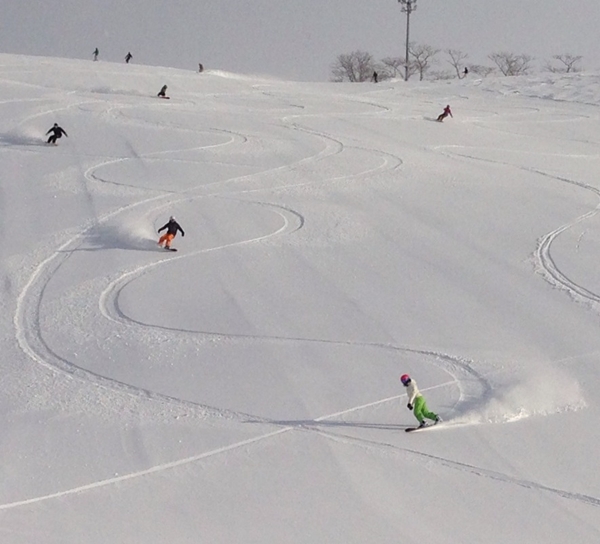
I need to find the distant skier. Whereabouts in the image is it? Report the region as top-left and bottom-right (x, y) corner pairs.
(371, 70), (378, 83)
(401, 374), (440, 428)
(437, 104), (453, 122)
(157, 216), (185, 250)
(93, 48), (99, 61)
(125, 52), (133, 64)
(46, 123), (68, 145)
(157, 84), (168, 98)
(198, 63), (204, 73)
(462, 67), (469, 78)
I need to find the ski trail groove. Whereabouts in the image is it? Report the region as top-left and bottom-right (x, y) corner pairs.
(14, 88), (370, 416)
(17, 91), (406, 418)
(0, 381), (452, 511)
(9, 84), (496, 515)
(99, 201), (304, 325)
(314, 428), (600, 508)
(432, 145), (600, 308)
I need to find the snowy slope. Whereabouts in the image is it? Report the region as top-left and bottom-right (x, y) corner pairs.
(1, 54), (600, 543)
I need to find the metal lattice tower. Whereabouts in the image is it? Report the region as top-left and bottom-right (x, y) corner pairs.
(398, 0), (417, 81)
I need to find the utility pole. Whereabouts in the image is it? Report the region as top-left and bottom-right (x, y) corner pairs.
(398, 0), (417, 81)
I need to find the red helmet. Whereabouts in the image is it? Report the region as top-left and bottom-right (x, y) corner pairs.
(400, 374), (411, 385)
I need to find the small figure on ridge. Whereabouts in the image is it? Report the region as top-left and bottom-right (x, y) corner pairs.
(157, 84), (169, 99)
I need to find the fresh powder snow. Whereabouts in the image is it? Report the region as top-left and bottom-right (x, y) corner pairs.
(0, 53), (599, 543)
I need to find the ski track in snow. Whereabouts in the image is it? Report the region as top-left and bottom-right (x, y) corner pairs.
(311, 428), (600, 509)
(0, 379), (470, 511)
(15, 84), (412, 425)
(10, 80), (585, 511)
(432, 143), (600, 309)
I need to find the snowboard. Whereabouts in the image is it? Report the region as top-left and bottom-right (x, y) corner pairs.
(405, 421), (440, 432)
(164, 247), (177, 252)
(405, 425), (430, 432)
(158, 96), (170, 99)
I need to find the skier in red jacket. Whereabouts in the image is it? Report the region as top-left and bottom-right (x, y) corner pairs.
(437, 105), (453, 122)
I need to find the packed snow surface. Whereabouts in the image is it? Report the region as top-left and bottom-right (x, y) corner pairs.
(1, 54), (600, 543)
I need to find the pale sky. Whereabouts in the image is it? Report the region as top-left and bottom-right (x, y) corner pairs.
(2, 0), (599, 80)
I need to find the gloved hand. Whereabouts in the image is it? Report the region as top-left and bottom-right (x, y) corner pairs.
(407, 403), (413, 410)
(182, 232), (185, 237)
(157, 230), (160, 234)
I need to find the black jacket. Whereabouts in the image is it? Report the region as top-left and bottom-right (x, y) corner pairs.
(158, 219), (184, 236)
(46, 126), (68, 138)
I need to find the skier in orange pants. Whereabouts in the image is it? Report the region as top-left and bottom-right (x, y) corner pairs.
(158, 216), (185, 250)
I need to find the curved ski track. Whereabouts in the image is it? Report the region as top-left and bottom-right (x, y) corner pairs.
(432, 143), (600, 309)
(7, 85), (537, 511)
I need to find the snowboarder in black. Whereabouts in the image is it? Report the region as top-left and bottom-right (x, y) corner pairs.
(93, 48), (99, 61)
(198, 63), (204, 73)
(157, 216), (185, 250)
(157, 85), (168, 98)
(46, 123), (68, 145)
(125, 52), (133, 64)
(371, 71), (378, 83)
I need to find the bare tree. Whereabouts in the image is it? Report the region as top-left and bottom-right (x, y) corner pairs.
(446, 49), (469, 79)
(330, 50), (376, 82)
(545, 54), (583, 73)
(488, 52), (533, 76)
(469, 64), (496, 78)
(380, 56), (418, 80)
(380, 57), (405, 79)
(409, 43), (440, 81)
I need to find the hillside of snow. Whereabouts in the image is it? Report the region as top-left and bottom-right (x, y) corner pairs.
(1, 54), (600, 543)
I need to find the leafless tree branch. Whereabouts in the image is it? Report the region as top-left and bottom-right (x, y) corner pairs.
(409, 43), (440, 81)
(488, 52), (533, 76)
(545, 54), (583, 73)
(446, 49), (469, 79)
(330, 50), (376, 82)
